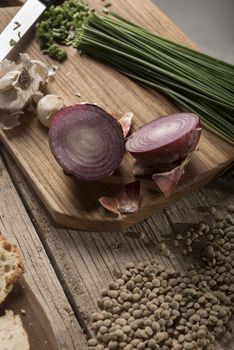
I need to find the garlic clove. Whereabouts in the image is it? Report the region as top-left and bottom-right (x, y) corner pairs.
(32, 59), (57, 82)
(36, 94), (65, 127)
(0, 71), (19, 92)
(0, 59), (19, 79)
(0, 88), (18, 111)
(0, 54), (55, 130)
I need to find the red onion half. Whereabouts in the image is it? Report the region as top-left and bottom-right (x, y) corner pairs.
(49, 103), (125, 181)
(126, 113), (201, 167)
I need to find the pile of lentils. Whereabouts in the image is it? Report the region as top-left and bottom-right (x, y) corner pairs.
(88, 208), (234, 350)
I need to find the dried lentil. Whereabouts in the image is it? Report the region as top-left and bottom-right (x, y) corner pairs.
(89, 211), (234, 349)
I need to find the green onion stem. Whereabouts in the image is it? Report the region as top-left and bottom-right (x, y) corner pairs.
(77, 14), (234, 143)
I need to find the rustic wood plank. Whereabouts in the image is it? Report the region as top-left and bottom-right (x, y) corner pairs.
(1, 277), (59, 350)
(0, 4), (233, 231)
(1, 1), (23, 6)
(2, 148), (234, 350)
(1, 3), (233, 347)
(164, 170), (234, 225)
(4, 149), (233, 330)
(163, 171), (234, 350)
(0, 151), (88, 350)
(1, 146), (186, 325)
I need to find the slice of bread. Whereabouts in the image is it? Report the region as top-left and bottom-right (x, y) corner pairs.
(0, 234), (24, 304)
(0, 310), (30, 350)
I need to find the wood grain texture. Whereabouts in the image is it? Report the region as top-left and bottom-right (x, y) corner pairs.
(2, 146), (233, 350)
(0, 278), (59, 350)
(0, 2), (233, 231)
(0, 148), (191, 328)
(1, 1), (24, 6)
(0, 153), (88, 350)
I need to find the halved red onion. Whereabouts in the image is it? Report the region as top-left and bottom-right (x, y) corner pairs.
(49, 103), (125, 181)
(119, 111), (133, 138)
(99, 181), (140, 214)
(126, 113), (201, 166)
(152, 153), (192, 198)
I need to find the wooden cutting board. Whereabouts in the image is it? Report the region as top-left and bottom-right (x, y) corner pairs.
(0, 278), (59, 350)
(0, 1), (233, 231)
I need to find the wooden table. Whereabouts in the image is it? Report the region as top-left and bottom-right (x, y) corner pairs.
(0, 1), (234, 349)
(1, 137), (234, 350)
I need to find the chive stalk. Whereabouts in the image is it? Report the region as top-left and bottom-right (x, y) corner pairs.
(77, 14), (234, 143)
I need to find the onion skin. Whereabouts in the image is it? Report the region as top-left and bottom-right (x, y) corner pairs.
(99, 181), (140, 214)
(126, 113), (201, 166)
(119, 111), (133, 138)
(127, 113), (201, 197)
(49, 103), (125, 181)
(152, 153), (192, 198)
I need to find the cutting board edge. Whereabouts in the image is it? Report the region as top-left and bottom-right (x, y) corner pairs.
(1, 4), (233, 232)
(2, 128), (232, 231)
(1, 132), (232, 231)
(43, 161), (234, 231)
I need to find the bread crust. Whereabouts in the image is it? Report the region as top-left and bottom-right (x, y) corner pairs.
(0, 310), (30, 350)
(0, 234), (25, 304)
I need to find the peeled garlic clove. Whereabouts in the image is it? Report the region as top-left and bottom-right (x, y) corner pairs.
(36, 94), (65, 127)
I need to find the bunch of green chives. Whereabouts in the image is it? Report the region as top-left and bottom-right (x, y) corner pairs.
(77, 14), (234, 143)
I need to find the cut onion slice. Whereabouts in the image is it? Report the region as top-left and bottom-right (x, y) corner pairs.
(49, 103), (125, 181)
(119, 111), (133, 138)
(152, 153), (192, 198)
(126, 113), (201, 166)
(99, 181), (140, 214)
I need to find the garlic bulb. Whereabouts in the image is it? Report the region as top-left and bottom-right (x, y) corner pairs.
(37, 94), (65, 127)
(0, 53), (55, 130)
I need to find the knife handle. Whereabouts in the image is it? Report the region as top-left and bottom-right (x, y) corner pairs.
(40, 0), (56, 6)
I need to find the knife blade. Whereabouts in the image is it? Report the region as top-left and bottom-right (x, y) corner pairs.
(0, 0), (55, 63)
